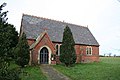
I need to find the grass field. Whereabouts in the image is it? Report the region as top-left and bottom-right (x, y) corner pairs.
(53, 57), (120, 80)
(20, 66), (47, 80)
(10, 57), (120, 80)
(9, 62), (47, 80)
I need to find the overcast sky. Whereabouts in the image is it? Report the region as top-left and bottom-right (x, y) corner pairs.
(0, 0), (120, 56)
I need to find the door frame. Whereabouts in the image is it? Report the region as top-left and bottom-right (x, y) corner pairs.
(38, 45), (51, 64)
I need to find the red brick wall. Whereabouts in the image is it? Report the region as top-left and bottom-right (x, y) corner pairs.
(75, 45), (99, 63)
(53, 43), (99, 63)
(28, 38), (99, 64)
(29, 33), (55, 64)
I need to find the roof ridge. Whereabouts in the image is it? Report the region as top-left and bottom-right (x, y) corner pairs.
(23, 13), (87, 28)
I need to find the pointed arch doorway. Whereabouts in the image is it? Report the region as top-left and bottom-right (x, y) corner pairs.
(40, 47), (49, 64)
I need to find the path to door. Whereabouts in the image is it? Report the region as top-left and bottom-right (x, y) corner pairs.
(41, 65), (71, 80)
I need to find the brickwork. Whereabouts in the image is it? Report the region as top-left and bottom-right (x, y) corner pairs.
(28, 34), (99, 65)
(29, 32), (56, 64)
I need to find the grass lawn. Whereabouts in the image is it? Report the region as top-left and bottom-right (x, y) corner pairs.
(20, 66), (47, 80)
(9, 62), (47, 80)
(53, 57), (120, 80)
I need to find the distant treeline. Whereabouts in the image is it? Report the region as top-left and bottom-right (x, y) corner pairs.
(99, 55), (120, 57)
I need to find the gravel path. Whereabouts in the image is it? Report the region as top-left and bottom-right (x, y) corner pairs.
(41, 65), (71, 80)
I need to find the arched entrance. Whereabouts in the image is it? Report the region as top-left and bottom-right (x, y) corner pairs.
(40, 47), (49, 64)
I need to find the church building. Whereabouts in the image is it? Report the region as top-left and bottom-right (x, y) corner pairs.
(19, 14), (99, 65)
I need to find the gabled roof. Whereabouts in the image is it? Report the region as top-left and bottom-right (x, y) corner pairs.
(30, 31), (55, 49)
(21, 14), (99, 46)
(30, 31), (46, 49)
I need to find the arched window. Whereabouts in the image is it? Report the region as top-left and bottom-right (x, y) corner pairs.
(55, 44), (60, 56)
(56, 44), (59, 56)
(86, 46), (92, 55)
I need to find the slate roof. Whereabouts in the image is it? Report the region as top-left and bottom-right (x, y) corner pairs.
(21, 14), (99, 46)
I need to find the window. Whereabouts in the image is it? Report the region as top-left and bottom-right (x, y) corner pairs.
(55, 44), (60, 56)
(56, 44), (59, 55)
(86, 46), (92, 55)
